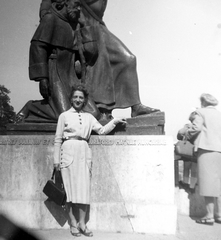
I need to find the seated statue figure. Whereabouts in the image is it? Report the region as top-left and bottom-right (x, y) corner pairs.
(16, 0), (160, 123)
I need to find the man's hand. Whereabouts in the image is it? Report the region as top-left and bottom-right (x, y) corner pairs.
(39, 78), (50, 99)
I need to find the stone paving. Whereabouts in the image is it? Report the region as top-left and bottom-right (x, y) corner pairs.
(29, 214), (221, 240)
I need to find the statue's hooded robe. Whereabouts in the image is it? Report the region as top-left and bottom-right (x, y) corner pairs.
(76, 0), (142, 110)
(29, 5), (79, 120)
(34, 0), (141, 114)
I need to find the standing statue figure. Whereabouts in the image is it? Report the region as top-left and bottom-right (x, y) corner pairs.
(16, 0), (160, 123)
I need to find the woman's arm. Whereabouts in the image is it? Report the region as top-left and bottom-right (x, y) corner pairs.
(177, 123), (191, 140)
(53, 114), (65, 167)
(92, 117), (126, 135)
(186, 112), (203, 141)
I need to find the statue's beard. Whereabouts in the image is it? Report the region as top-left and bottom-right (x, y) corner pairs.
(67, 7), (80, 22)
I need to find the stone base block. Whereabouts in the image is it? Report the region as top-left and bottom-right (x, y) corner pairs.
(0, 135), (176, 234)
(0, 201), (177, 235)
(0, 200), (67, 229)
(175, 187), (206, 217)
(90, 203), (177, 234)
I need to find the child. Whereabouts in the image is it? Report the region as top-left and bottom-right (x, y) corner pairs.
(177, 111), (197, 193)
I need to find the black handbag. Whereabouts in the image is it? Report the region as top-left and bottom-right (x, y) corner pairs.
(175, 140), (194, 157)
(43, 169), (66, 206)
(174, 140), (197, 162)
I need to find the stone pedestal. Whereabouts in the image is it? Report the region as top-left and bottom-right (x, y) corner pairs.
(0, 134), (176, 234)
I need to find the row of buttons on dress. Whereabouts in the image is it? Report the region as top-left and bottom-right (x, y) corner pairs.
(60, 148), (63, 165)
(78, 113), (82, 125)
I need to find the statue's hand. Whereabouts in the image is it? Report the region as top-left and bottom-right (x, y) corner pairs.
(39, 78), (50, 99)
(78, 11), (86, 27)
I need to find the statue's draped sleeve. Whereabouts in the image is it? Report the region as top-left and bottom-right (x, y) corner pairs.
(39, 0), (53, 19)
(29, 12), (77, 81)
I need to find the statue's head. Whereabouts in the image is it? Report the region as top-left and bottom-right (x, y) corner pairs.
(54, 0), (66, 10)
(66, 0), (81, 22)
(53, 0), (81, 22)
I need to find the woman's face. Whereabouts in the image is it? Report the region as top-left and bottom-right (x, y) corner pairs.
(71, 90), (85, 111)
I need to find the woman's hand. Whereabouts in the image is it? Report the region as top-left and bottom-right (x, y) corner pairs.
(114, 118), (127, 126)
(53, 163), (60, 171)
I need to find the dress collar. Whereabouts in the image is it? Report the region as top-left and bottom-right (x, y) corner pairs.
(69, 107), (84, 113)
(205, 106), (216, 109)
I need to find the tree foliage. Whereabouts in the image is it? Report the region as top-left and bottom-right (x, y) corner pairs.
(0, 85), (16, 127)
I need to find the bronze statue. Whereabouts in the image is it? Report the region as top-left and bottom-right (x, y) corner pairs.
(16, 0), (159, 123)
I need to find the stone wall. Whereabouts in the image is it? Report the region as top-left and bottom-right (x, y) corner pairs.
(0, 135), (176, 234)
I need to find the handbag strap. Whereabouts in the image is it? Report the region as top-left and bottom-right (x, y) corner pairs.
(51, 169), (64, 189)
(51, 168), (56, 180)
(182, 134), (188, 141)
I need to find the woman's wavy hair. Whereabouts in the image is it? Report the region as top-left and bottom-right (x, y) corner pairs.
(70, 83), (89, 105)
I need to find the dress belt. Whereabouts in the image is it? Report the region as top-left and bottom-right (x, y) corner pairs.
(63, 136), (88, 142)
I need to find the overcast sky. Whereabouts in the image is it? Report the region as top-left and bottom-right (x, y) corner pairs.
(1, 0), (221, 140)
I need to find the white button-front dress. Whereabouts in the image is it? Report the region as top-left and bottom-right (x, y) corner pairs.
(54, 107), (116, 204)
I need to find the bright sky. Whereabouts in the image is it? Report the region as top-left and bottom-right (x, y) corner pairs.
(1, 0), (221, 140)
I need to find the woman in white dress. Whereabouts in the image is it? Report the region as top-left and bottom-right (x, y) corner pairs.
(53, 83), (126, 236)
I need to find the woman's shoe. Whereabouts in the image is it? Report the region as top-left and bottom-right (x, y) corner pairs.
(70, 226), (81, 237)
(79, 226), (93, 237)
(196, 218), (214, 225)
(215, 217), (221, 224)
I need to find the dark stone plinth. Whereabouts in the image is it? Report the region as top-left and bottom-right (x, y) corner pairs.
(6, 123), (56, 135)
(6, 112), (165, 135)
(0, 127), (6, 135)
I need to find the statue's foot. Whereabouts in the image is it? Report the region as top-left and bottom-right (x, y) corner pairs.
(14, 101), (31, 123)
(131, 104), (160, 118)
(15, 112), (26, 123)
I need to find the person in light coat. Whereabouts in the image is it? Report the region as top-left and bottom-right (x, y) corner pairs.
(185, 93), (221, 225)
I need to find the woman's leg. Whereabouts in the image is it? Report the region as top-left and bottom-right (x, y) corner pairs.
(183, 161), (191, 185)
(190, 162), (197, 189)
(204, 196), (215, 218)
(78, 204), (93, 236)
(66, 202), (81, 236)
(215, 196), (221, 218)
(196, 196), (215, 224)
(78, 204), (88, 228)
(66, 202), (78, 226)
